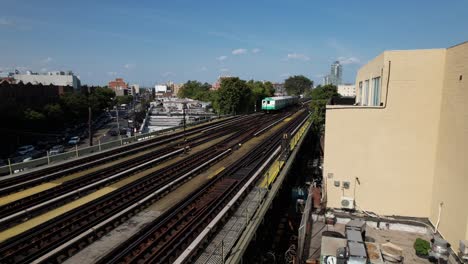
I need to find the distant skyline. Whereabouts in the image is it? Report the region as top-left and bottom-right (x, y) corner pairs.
(1, 0), (467, 87)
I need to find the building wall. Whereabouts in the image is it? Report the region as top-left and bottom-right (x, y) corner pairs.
(337, 84), (356, 97)
(14, 74), (80, 89)
(324, 49), (446, 217)
(429, 42), (468, 249)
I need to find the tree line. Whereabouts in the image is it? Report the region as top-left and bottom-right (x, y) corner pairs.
(177, 78), (276, 114)
(177, 75), (340, 134)
(0, 86), (130, 132)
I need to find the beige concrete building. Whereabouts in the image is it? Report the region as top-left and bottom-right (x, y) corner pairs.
(323, 41), (468, 251)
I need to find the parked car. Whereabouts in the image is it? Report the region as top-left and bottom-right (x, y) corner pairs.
(16, 145), (35, 155)
(49, 145), (65, 155)
(109, 129), (118, 136)
(68, 136), (80, 145)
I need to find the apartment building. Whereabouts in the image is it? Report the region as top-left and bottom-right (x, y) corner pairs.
(323, 42), (468, 251)
(108, 78), (128, 96)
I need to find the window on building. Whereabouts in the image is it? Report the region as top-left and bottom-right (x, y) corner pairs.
(363, 80), (369, 106)
(372, 77), (381, 106)
(358, 81), (362, 104)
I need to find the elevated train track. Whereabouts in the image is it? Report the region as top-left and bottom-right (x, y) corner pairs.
(0, 115), (250, 196)
(0, 111), (299, 264)
(97, 110), (309, 264)
(0, 104), (310, 264)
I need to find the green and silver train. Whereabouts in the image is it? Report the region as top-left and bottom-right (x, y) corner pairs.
(261, 96), (298, 111)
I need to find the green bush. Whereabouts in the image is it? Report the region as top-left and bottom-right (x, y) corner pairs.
(413, 238), (431, 256)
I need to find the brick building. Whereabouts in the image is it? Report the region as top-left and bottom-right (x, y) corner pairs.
(108, 78), (128, 96)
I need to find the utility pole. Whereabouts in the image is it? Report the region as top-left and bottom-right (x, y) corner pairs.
(116, 101), (121, 140)
(132, 92), (136, 135)
(88, 86), (93, 146)
(182, 102), (187, 153)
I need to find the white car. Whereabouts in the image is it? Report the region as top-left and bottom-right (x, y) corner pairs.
(68, 136), (80, 145)
(16, 145), (35, 155)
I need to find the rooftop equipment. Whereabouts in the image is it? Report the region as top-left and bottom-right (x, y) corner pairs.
(459, 240), (468, 263)
(346, 219), (366, 238)
(429, 237), (450, 262)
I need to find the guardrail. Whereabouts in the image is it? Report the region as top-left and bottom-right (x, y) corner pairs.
(0, 117), (220, 177)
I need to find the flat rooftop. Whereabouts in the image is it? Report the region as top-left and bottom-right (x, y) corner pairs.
(306, 214), (434, 264)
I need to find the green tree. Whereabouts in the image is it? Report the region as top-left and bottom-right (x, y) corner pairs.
(24, 109), (46, 124)
(43, 104), (64, 121)
(217, 77), (252, 114)
(178, 81), (211, 99)
(116, 95), (133, 106)
(246, 80), (275, 111)
(90, 86), (115, 111)
(284, 75), (313, 95)
(60, 92), (88, 121)
(309, 84), (340, 133)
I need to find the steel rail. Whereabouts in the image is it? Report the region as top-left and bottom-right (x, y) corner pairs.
(0, 127), (232, 229)
(1, 113), (278, 262)
(0, 116), (242, 195)
(96, 110), (308, 264)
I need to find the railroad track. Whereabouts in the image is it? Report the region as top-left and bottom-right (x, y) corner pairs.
(0, 115), (251, 196)
(97, 110), (309, 264)
(0, 112), (287, 264)
(0, 126), (237, 230)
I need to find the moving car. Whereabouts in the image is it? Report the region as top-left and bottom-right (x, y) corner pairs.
(16, 145), (35, 155)
(68, 136), (80, 145)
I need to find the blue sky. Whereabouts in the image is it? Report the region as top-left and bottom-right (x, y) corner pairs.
(1, 0), (467, 87)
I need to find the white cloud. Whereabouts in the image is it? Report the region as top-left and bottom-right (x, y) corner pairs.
(107, 71), (118, 76)
(232, 48), (247, 55)
(200, 66), (208, 71)
(42, 57), (53, 64)
(162, 71), (175, 77)
(216, 55), (228, 61)
(124, 63), (136, 69)
(286, 53), (310, 61)
(280, 73), (291, 78)
(220, 68), (229, 72)
(337, 56), (360, 65)
(252, 48), (261, 54)
(40, 68), (48, 72)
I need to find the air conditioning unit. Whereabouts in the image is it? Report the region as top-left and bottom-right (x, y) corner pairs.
(341, 197), (355, 209)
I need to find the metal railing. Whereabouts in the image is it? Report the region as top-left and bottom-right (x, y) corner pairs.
(198, 187), (267, 264)
(297, 186), (313, 262)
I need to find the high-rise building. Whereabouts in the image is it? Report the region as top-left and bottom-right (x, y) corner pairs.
(323, 61), (343, 86)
